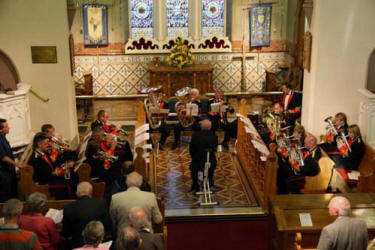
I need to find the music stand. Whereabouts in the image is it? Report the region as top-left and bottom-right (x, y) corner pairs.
(197, 150), (218, 207)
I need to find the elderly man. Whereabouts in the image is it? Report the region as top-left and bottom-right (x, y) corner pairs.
(129, 207), (164, 250)
(110, 172), (162, 238)
(119, 226), (142, 250)
(0, 198), (41, 250)
(62, 182), (110, 249)
(189, 119), (218, 193)
(19, 192), (60, 250)
(317, 196), (368, 250)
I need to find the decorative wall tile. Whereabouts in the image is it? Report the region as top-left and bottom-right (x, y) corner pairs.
(74, 52), (293, 95)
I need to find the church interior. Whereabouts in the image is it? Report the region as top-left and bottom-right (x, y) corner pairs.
(1, 0), (375, 249)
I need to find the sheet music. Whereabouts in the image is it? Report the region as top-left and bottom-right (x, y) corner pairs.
(142, 152), (150, 158)
(210, 103), (220, 113)
(142, 144), (153, 150)
(98, 241), (112, 248)
(260, 156), (267, 162)
(245, 125), (258, 136)
(299, 213), (313, 227)
(45, 208), (63, 224)
(251, 140), (270, 155)
(134, 133), (150, 147)
(348, 171), (360, 180)
(135, 124), (149, 137)
(186, 103), (199, 116)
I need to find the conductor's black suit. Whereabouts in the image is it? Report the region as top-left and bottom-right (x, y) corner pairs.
(189, 130), (218, 192)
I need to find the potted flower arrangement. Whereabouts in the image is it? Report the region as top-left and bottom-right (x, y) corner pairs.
(166, 37), (194, 68)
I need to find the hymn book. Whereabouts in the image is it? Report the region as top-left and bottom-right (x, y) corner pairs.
(45, 208), (63, 224)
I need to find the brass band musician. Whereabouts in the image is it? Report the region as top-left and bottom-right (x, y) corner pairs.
(172, 88), (201, 149)
(91, 110), (121, 135)
(281, 83), (302, 128)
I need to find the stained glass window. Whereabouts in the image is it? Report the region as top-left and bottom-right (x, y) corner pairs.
(201, 0), (225, 37)
(166, 0), (189, 38)
(130, 0), (154, 38)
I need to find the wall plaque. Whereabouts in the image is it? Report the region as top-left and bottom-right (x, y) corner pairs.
(31, 46), (57, 63)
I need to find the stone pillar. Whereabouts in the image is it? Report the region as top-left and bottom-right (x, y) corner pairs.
(358, 89), (375, 147)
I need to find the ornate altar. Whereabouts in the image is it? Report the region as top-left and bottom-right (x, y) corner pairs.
(148, 64), (213, 97)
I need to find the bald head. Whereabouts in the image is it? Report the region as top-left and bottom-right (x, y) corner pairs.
(304, 135), (317, 150)
(76, 182), (93, 197)
(126, 172), (143, 188)
(129, 207), (151, 231)
(328, 196), (351, 217)
(200, 119), (212, 131)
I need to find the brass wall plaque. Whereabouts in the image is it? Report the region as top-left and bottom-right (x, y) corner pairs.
(31, 46), (57, 63)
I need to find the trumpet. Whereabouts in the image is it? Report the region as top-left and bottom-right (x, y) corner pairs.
(50, 136), (70, 151)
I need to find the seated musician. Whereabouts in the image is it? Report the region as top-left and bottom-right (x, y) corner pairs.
(99, 133), (123, 184)
(155, 89), (170, 150)
(261, 102), (287, 145)
(41, 123), (77, 164)
(277, 135), (321, 194)
(91, 110), (121, 135)
(320, 112), (349, 163)
(84, 141), (105, 180)
(172, 88), (201, 149)
(281, 83), (302, 128)
(208, 91), (236, 149)
(341, 124), (365, 170)
(28, 133), (75, 198)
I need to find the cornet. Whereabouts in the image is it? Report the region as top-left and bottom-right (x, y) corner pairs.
(50, 136), (70, 151)
(98, 151), (118, 163)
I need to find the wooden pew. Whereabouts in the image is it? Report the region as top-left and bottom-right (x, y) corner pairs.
(76, 163), (105, 198)
(268, 193), (375, 250)
(19, 164), (52, 199)
(236, 98), (278, 212)
(134, 101), (148, 180)
(302, 157), (334, 194)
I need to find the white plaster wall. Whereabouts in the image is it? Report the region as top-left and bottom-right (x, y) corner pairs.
(302, 0), (375, 136)
(0, 0), (79, 146)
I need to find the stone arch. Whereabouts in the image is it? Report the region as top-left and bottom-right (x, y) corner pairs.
(366, 49), (375, 92)
(0, 50), (20, 91)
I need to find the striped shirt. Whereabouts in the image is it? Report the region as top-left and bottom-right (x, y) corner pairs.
(0, 225), (41, 250)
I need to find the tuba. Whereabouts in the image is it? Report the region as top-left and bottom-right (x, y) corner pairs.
(175, 87), (196, 128)
(143, 85), (168, 129)
(262, 111), (282, 137)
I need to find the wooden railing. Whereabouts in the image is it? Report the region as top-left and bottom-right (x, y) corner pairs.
(236, 98), (278, 212)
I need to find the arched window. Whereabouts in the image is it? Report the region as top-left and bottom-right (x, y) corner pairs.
(129, 0), (154, 38)
(166, 0), (189, 38)
(201, 0), (225, 37)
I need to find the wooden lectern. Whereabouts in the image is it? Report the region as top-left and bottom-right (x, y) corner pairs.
(148, 64), (213, 97)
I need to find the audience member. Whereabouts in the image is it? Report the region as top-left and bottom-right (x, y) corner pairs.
(19, 192), (60, 250)
(74, 221), (108, 250)
(0, 198), (41, 250)
(317, 196), (368, 250)
(110, 172), (162, 238)
(129, 207), (164, 250)
(0, 118), (20, 202)
(119, 226), (142, 250)
(63, 182), (110, 249)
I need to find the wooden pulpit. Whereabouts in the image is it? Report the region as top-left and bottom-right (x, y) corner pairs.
(148, 64), (213, 97)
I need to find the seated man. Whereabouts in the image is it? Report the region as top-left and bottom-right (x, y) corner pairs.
(110, 172), (162, 238)
(119, 226), (142, 250)
(172, 88), (202, 149)
(189, 119), (218, 193)
(317, 196), (368, 250)
(28, 133), (74, 186)
(129, 207), (164, 250)
(91, 109), (121, 135)
(278, 135), (321, 193)
(62, 182), (110, 249)
(0, 199), (41, 250)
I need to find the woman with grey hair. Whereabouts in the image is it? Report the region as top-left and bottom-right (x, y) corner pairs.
(74, 221), (108, 250)
(19, 192), (60, 250)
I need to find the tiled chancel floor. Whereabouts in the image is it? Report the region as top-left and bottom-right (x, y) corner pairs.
(151, 133), (259, 211)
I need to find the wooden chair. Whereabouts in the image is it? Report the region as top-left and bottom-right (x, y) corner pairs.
(76, 163), (105, 198)
(302, 157), (334, 194)
(294, 232), (316, 250)
(19, 165), (52, 199)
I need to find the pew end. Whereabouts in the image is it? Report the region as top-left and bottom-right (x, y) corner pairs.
(302, 157), (333, 194)
(20, 164), (52, 200)
(294, 232), (317, 250)
(76, 163), (106, 198)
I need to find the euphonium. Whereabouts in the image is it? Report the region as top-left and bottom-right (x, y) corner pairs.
(142, 85), (167, 130)
(175, 87), (196, 128)
(289, 145), (306, 174)
(263, 111), (282, 137)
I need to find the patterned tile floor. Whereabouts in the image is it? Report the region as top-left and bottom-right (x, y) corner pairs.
(151, 132), (259, 210)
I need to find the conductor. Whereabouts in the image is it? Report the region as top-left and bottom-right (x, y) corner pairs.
(189, 119), (218, 193)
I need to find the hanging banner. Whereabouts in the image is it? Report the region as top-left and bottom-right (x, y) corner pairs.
(249, 4), (272, 47)
(83, 4), (108, 46)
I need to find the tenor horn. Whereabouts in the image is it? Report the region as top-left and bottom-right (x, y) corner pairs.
(175, 87), (196, 128)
